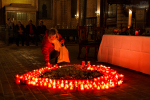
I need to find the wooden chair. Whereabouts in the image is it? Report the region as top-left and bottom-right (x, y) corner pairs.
(77, 26), (104, 61)
(93, 26), (105, 42)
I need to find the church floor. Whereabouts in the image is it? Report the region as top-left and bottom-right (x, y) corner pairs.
(0, 41), (150, 100)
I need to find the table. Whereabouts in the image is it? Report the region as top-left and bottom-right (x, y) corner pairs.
(97, 35), (150, 75)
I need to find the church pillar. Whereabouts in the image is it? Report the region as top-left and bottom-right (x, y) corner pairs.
(97, 0), (104, 27)
(0, 0), (2, 25)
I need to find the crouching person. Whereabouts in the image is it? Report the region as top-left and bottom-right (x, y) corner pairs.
(41, 28), (65, 66)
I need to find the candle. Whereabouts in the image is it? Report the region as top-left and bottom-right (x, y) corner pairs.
(128, 9), (132, 28)
(135, 31), (139, 36)
(87, 61), (90, 66)
(82, 61), (85, 66)
(97, 86), (100, 90)
(48, 83), (52, 88)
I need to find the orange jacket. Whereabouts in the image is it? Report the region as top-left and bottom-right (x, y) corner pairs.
(41, 31), (65, 63)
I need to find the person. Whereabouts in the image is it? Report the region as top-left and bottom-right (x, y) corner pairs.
(37, 20), (47, 42)
(26, 20), (37, 46)
(6, 18), (14, 45)
(41, 28), (65, 66)
(42, 2), (47, 18)
(6, 18), (14, 29)
(15, 21), (25, 46)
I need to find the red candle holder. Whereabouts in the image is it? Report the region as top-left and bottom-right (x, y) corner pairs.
(82, 61), (85, 66)
(87, 61), (90, 66)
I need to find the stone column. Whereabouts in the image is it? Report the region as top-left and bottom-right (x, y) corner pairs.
(97, 0), (100, 27)
(79, 0), (86, 26)
(0, 0), (2, 25)
(76, 0), (79, 26)
(77, 0), (79, 16)
(97, 0), (104, 27)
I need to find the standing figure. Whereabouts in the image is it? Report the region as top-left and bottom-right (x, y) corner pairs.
(6, 18), (14, 29)
(15, 21), (25, 46)
(41, 28), (65, 66)
(37, 20), (47, 42)
(6, 18), (14, 45)
(42, 2), (47, 18)
(26, 20), (37, 46)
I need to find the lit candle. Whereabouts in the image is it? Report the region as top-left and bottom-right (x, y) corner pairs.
(44, 82), (47, 87)
(15, 74), (19, 78)
(48, 83), (52, 88)
(82, 61), (85, 66)
(135, 31), (139, 36)
(97, 86), (100, 90)
(128, 9), (132, 28)
(80, 84), (84, 91)
(58, 85), (61, 89)
(53, 85), (56, 89)
(70, 86), (74, 90)
(87, 61), (90, 66)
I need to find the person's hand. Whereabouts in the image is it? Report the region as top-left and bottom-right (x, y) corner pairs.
(60, 40), (64, 43)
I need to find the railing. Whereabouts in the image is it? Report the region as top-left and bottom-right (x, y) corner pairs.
(0, 25), (6, 43)
(0, 25), (15, 46)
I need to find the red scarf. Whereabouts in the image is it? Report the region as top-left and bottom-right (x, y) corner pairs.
(19, 26), (23, 35)
(30, 25), (33, 34)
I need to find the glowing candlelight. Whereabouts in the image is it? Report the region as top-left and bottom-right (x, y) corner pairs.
(82, 61), (85, 66)
(15, 61), (124, 91)
(87, 61), (90, 66)
(97, 86), (100, 90)
(128, 9), (132, 28)
(135, 31), (139, 36)
(48, 83), (52, 88)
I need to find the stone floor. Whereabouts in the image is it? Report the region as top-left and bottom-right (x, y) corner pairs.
(0, 41), (150, 100)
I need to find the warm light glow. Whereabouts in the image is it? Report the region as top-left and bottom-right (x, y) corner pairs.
(135, 31), (139, 36)
(129, 10), (132, 13)
(75, 14), (79, 19)
(128, 9), (132, 28)
(15, 61), (124, 91)
(95, 11), (100, 16)
(75, 14), (79, 23)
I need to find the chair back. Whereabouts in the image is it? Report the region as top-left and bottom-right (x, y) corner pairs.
(93, 26), (105, 42)
(78, 26), (88, 43)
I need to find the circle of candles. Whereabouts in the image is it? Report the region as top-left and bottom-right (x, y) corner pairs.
(15, 61), (124, 91)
